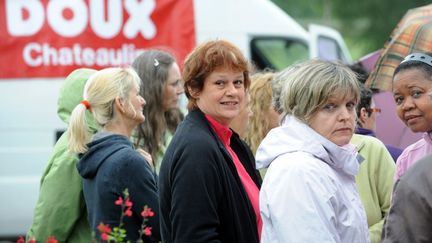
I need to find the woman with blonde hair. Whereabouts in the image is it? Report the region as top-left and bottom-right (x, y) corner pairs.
(245, 71), (280, 154)
(68, 67), (160, 242)
(257, 59), (369, 242)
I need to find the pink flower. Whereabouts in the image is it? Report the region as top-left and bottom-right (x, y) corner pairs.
(143, 227), (152, 236)
(97, 223), (112, 234)
(101, 233), (109, 241)
(141, 207), (155, 217)
(124, 208), (133, 217)
(46, 236), (57, 243)
(16, 236), (25, 243)
(115, 197), (123, 205)
(125, 198), (133, 207)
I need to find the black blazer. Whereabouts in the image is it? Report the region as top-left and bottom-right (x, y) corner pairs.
(159, 109), (261, 243)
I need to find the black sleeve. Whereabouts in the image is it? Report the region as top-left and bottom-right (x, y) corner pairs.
(165, 141), (223, 243)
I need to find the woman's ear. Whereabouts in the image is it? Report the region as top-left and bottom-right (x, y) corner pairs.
(188, 86), (200, 99)
(359, 107), (369, 123)
(114, 97), (126, 114)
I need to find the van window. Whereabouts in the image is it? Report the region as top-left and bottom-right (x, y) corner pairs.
(317, 36), (348, 63)
(251, 38), (308, 71)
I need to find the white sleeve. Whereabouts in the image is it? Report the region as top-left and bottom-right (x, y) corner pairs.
(260, 156), (339, 243)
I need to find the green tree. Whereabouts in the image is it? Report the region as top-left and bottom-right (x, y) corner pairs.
(271, 0), (430, 59)
(332, 0), (430, 53)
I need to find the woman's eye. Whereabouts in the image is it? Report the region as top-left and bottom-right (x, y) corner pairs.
(234, 80), (244, 87)
(215, 80), (224, 86)
(170, 80), (180, 87)
(412, 90), (423, 98)
(323, 104), (336, 111)
(346, 102), (356, 110)
(394, 96), (403, 105)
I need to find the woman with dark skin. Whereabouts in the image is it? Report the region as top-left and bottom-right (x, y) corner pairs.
(391, 53), (432, 181)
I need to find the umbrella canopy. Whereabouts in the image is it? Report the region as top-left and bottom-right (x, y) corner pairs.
(366, 4), (432, 91)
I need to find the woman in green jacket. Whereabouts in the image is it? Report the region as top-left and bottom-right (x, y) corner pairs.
(351, 134), (395, 243)
(27, 68), (98, 242)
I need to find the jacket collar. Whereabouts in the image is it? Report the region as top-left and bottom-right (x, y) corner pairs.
(256, 115), (360, 176)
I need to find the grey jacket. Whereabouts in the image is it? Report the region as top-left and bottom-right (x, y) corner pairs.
(382, 154), (432, 243)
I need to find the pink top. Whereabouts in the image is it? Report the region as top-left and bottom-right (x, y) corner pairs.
(395, 132), (432, 181)
(205, 115), (262, 238)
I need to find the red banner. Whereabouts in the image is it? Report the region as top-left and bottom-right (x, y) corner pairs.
(0, 0), (196, 78)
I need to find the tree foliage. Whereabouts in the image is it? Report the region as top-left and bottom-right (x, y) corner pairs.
(271, 0), (430, 59)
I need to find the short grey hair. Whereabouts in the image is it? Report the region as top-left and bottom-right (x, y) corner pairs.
(273, 59), (360, 124)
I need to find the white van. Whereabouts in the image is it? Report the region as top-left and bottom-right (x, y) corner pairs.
(0, 0), (351, 237)
(195, 0), (351, 69)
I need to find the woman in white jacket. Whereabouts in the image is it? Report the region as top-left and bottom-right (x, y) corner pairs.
(256, 59), (370, 243)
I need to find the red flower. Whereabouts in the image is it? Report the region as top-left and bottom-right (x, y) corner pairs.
(101, 232), (109, 241)
(125, 198), (133, 207)
(115, 197), (123, 205)
(124, 208), (133, 217)
(29, 239), (36, 243)
(97, 223), (112, 234)
(16, 236), (25, 243)
(141, 207), (155, 217)
(143, 227), (152, 236)
(46, 236), (57, 243)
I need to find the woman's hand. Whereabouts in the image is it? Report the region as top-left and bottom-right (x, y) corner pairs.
(136, 148), (154, 169)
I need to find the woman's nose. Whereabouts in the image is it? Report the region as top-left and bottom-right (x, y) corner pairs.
(225, 83), (238, 95)
(140, 96), (146, 106)
(338, 107), (351, 120)
(401, 96), (415, 111)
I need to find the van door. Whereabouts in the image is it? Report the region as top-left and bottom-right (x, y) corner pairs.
(308, 24), (352, 63)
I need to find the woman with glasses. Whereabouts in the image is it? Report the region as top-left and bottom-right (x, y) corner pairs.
(354, 83), (402, 162)
(349, 83), (396, 243)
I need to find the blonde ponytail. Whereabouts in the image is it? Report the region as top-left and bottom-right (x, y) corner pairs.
(68, 103), (92, 154)
(67, 67), (141, 154)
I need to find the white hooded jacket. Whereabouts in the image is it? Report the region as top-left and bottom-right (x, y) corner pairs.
(256, 115), (370, 243)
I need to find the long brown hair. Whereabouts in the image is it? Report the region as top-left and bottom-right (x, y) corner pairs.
(132, 50), (182, 162)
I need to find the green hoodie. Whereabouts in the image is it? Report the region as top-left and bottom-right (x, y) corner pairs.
(351, 134), (395, 243)
(27, 68), (98, 242)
